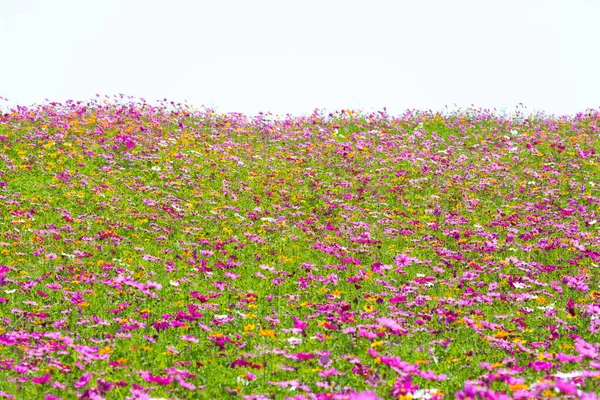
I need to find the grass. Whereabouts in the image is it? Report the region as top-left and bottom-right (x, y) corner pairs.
(0, 98), (599, 399)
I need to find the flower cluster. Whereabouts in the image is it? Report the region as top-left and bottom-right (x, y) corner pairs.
(0, 97), (599, 398)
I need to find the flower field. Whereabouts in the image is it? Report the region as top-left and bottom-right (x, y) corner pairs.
(0, 97), (599, 399)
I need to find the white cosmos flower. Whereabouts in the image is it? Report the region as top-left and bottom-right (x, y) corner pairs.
(236, 376), (249, 386)
(287, 337), (303, 345)
(413, 389), (441, 399)
(537, 304), (555, 311)
(554, 371), (583, 379)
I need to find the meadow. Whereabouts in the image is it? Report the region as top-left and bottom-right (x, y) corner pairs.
(0, 97), (599, 399)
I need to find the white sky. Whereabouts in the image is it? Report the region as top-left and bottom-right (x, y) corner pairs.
(1, 0), (599, 117)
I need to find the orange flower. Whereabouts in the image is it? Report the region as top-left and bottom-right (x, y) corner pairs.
(259, 329), (276, 338)
(493, 330), (509, 339)
(509, 384), (528, 392)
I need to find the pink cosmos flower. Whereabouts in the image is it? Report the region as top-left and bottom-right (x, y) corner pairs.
(32, 374), (52, 384)
(556, 352), (583, 363)
(530, 360), (553, 371)
(73, 373), (92, 389)
(174, 376), (196, 390)
(347, 392), (382, 400)
(555, 379), (578, 395)
(419, 370), (447, 380)
(45, 283), (62, 290)
(375, 317), (402, 331)
(394, 253), (417, 267)
(293, 316), (309, 331)
(319, 367), (345, 377)
(224, 271), (240, 280)
(390, 376), (418, 398)
(180, 335), (200, 343)
(294, 352), (315, 360)
(575, 338), (599, 359)
(140, 371), (172, 385)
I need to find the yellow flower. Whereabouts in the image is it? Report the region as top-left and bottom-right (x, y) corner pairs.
(244, 324), (256, 332)
(371, 340), (384, 349)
